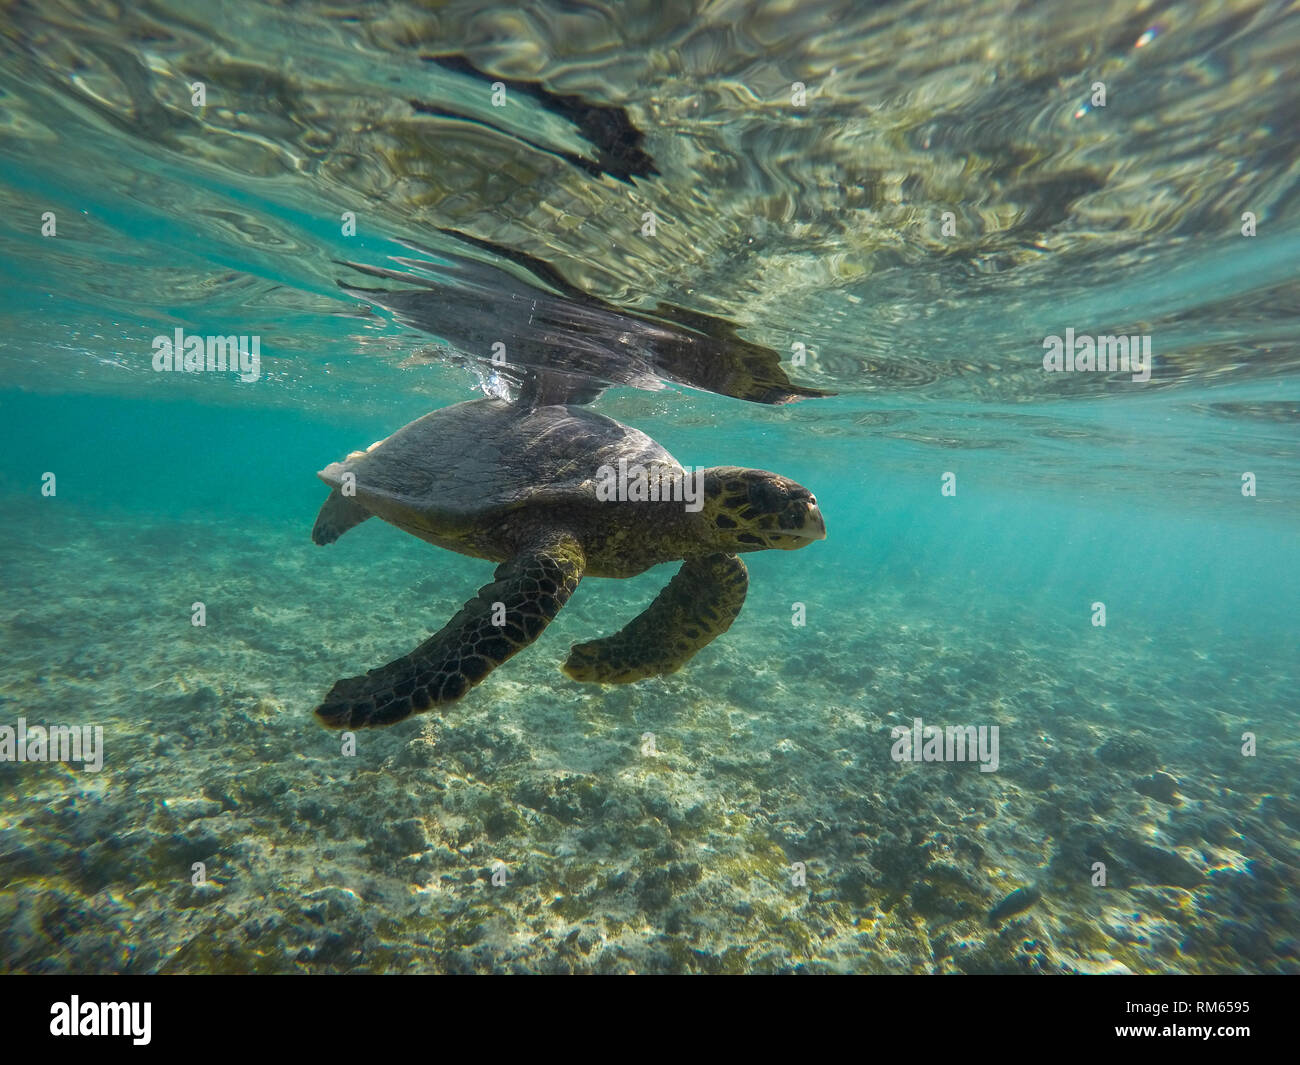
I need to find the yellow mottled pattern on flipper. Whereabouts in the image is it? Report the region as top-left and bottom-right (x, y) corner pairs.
(316, 532), (585, 728)
(563, 553), (748, 683)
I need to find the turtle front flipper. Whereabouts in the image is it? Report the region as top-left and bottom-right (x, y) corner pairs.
(316, 532), (585, 728)
(563, 553), (748, 684)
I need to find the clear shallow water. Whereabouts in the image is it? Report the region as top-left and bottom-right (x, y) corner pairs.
(0, 1), (1297, 973)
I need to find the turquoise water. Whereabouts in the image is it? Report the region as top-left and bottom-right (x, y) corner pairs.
(1, 1), (1297, 973)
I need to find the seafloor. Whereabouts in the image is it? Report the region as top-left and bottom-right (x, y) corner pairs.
(2, 500), (1296, 974)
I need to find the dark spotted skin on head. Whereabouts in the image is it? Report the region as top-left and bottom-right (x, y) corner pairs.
(562, 553), (748, 683)
(316, 533), (584, 728)
(698, 468), (824, 550)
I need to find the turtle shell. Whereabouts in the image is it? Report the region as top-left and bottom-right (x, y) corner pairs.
(317, 398), (681, 535)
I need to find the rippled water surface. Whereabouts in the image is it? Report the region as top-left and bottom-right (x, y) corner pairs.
(1, 0), (1297, 974)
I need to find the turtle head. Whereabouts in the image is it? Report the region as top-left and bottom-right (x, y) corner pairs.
(701, 467), (826, 552)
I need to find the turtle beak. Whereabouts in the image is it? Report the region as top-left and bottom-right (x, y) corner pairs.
(804, 503), (827, 540)
(796, 502), (827, 541)
(778, 498), (826, 545)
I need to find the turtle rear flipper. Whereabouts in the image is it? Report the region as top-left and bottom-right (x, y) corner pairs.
(312, 488), (372, 545)
(316, 532), (585, 728)
(563, 553), (748, 684)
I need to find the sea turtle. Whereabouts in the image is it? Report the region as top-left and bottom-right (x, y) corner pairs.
(311, 397), (825, 728)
